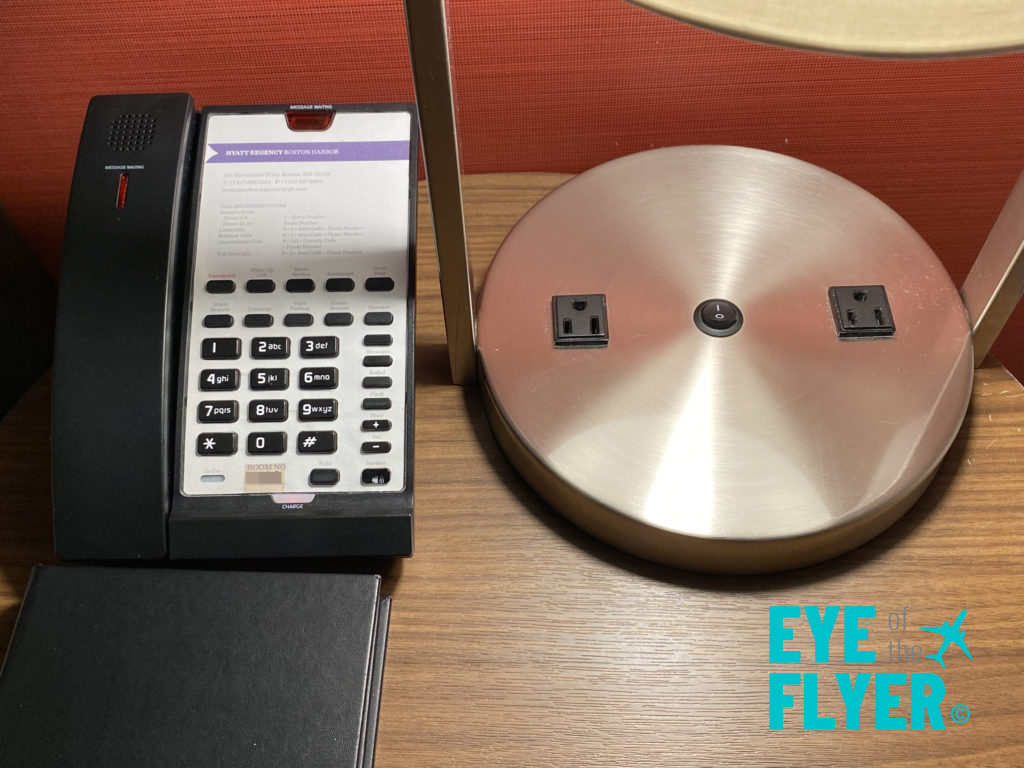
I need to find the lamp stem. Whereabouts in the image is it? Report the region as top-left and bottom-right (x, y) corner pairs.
(403, 0), (478, 385)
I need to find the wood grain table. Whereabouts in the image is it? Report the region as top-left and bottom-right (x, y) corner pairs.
(2, 174), (1023, 767)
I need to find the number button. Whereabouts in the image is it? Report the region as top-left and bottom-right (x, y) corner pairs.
(197, 433), (236, 455)
(296, 431), (337, 454)
(200, 369), (240, 391)
(247, 432), (286, 455)
(298, 399), (338, 421)
(251, 337), (290, 358)
(300, 336), (339, 358)
(201, 338), (241, 359)
(197, 400), (238, 423)
(248, 399), (288, 422)
(250, 368), (289, 390)
(299, 367), (338, 389)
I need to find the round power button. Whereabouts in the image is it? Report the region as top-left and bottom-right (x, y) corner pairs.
(694, 299), (743, 337)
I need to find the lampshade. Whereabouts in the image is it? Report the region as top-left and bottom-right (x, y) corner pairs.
(629, 0), (1024, 56)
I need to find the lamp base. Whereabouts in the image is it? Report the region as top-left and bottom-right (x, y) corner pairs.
(476, 146), (972, 574)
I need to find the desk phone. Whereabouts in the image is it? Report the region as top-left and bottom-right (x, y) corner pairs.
(52, 94), (416, 560)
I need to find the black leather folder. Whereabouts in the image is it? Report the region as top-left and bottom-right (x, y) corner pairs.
(0, 565), (390, 767)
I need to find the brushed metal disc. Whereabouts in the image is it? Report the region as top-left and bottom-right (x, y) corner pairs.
(477, 146), (973, 573)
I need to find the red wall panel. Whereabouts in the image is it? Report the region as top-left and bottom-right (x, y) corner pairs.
(1, 0), (1022, 375)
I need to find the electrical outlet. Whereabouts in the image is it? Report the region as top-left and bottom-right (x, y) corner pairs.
(552, 294), (609, 348)
(828, 285), (896, 338)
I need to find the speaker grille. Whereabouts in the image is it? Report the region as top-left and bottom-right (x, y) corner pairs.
(108, 113), (156, 151)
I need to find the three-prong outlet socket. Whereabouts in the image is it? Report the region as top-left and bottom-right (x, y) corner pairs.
(552, 294), (609, 348)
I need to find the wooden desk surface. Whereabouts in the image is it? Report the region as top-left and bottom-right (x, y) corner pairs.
(2, 174), (1023, 766)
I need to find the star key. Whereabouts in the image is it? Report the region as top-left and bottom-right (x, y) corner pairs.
(196, 433), (237, 456)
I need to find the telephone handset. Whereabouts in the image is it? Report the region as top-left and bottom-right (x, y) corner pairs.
(53, 93), (416, 559)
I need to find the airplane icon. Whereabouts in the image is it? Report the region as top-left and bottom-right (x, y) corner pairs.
(920, 609), (972, 668)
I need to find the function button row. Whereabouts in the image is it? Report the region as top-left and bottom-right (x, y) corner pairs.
(202, 313), (389, 329)
(205, 278), (395, 295)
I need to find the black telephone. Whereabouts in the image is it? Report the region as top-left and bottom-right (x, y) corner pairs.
(52, 93), (416, 560)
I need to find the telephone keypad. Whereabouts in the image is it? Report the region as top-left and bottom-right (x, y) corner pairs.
(184, 272), (408, 494)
